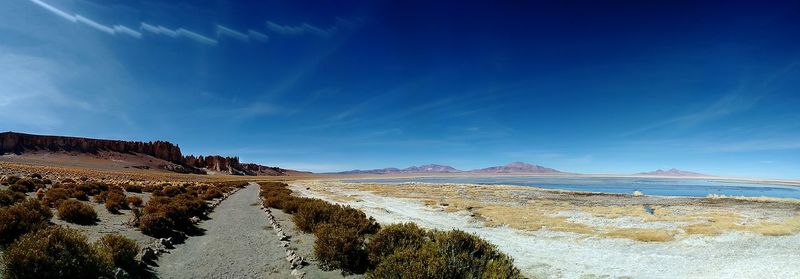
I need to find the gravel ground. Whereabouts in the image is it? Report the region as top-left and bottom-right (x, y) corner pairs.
(155, 183), (293, 278)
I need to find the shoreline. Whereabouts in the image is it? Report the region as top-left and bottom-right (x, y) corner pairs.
(290, 179), (800, 278)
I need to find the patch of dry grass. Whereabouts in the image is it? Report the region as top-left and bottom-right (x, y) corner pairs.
(604, 228), (675, 242)
(302, 180), (800, 242)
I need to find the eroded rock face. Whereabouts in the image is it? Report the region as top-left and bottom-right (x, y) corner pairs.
(0, 132), (183, 163)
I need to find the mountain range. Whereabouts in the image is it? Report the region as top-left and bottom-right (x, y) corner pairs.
(636, 168), (709, 177)
(336, 162), (564, 174)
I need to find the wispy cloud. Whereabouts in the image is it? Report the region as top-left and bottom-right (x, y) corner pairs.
(28, 0), (142, 39)
(266, 18), (359, 37)
(215, 25), (269, 43)
(28, 0), (353, 46)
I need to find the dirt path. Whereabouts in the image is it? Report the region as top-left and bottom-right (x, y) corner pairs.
(155, 182), (292, 278)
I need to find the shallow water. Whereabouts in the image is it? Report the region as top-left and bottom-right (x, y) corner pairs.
(343, 176), (800, 199)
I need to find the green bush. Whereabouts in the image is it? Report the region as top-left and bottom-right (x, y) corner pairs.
(367, 223), (428, 265)
(368, 242), (447, 279)
(0, 189), (26, 207)
(293, 199), (336, 233)
(432, 230), (523, 279)
(43, 188), (71, 207)
(314, 223), (369, 273)
(94, 234), (139, 270)
(0, 199), (52, 245)
(57, 200), (97, 225)
(1, 226), (111, 278)
(329, 206), (380, 236)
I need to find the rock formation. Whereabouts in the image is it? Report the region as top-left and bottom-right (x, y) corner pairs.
(0, 132), (183, 163)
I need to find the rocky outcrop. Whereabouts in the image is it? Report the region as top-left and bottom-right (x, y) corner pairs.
(184, 155), (291, 176)
(0, 132), (183, 163)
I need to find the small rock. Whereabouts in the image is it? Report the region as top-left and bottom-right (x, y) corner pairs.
(113, 267), (130, 279)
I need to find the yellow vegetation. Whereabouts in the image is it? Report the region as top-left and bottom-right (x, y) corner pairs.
(303, 181), (800, 242)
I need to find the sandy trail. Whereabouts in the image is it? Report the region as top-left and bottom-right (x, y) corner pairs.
(155, 182), (292, 278)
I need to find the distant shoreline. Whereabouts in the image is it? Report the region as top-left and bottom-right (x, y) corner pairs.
(316, 172), (800, 187)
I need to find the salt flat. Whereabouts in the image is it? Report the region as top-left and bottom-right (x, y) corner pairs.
(290, 180), (800, 279)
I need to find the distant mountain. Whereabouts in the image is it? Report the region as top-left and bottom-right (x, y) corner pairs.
(471, 162), (562, 174)
(337, 164), (461, 174)
(403, 164), (461, 173)
(636, 168), (708, 177)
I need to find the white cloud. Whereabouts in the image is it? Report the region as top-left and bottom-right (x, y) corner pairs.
(215, 25), (270, 43)
(27, 0), (355, 46)
(75, 15), (114, 34)
(265, 18), (359, 37)
(176, 28), (218, 45)
(28, 0), (76, 22)
(248, 30), (269, 42)
(140, 23), (217, 45)
(113, 25), (142, 38)
(216, 25), (249, 42)
(27, 0), (141, 38)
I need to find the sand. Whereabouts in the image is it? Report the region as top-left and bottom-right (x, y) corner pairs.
(290, 180), (800, 279)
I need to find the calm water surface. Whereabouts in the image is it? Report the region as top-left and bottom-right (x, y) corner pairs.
(342, 176), (800, 199)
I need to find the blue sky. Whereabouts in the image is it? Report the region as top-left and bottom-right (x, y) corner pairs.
(1, 0), (799, 178)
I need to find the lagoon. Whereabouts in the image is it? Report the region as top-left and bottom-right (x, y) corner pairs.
(343, 176), (800, 199)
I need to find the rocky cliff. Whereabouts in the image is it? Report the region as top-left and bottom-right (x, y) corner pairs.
(0, 132), (183, 163)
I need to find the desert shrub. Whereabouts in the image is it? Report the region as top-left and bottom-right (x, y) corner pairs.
(41, 178), (52, 185)
(94, 234), (139, 270)
(122, 184), (143, 193)
(104, 191), (128, 213)
(2, 175), (21, 185)
(12, 179), (35, 192)
(8, 184), (28, 193)
(329, 206), (380, 236)
(367, 223), (428, 265)
(43, 188), (71, 207)
(0, 199), (52, 245)
(142, 184), (161, 193)
(0, 189), (26, 207)
(1, 226), (111, 278)
(126, 196), (143, 207)
(76, 181), (109, 196)
(138, 194), (207, 236)
(93, 191), (108, 203)
(138, 212), (172, 237)
(61, 178), (76, 183)
(29, 173), (42, 179)
(368, 242), (447, 279)
(57, 200), (97, 225)
(293, 199), (336, 233)
(431, 230), (522, 278)
(160, 185), (185, 197)
(314, 223), (369, 273)
(200, 188), (222, 200)
(71, 189), (89, 201)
